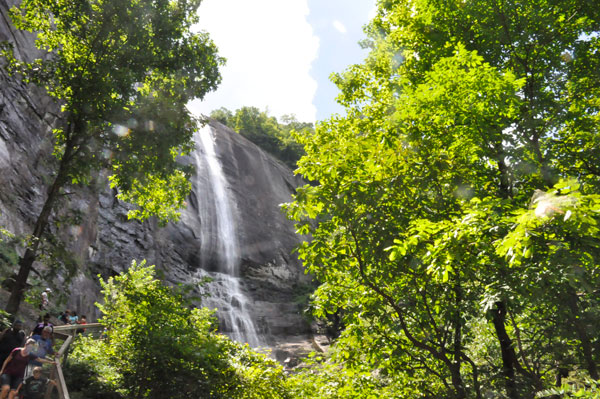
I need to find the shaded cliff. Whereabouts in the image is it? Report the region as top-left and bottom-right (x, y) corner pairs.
(0, 1), (312, 350)
(85, 120), (313, 343)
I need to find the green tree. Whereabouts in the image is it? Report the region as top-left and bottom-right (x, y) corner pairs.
(0, 0), (223, 314)
(284, 1), (600, 397)
(95, 260), (239, 398)
(210, 107), (311, 169)
(68, 260), (290, 399)
(210, 107), (234, 126)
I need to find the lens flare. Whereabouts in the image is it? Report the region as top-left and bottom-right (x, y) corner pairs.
(113, 124), (130, 137)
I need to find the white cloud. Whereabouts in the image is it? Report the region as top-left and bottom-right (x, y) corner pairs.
(332, 20), (347, 34)
(368, 5), (378, 20)
(187, 0), (319, 122)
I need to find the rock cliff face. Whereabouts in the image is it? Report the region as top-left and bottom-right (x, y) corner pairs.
(85, 122), (313, 345)
(0, 2), (313, 351)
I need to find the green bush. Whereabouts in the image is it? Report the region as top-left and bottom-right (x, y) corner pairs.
(0, 309), (12, 330)
(94, 260), (240, 398)
(230, 346), (291, 399)
(67, 260), (292, 399)
(536, 380), (600, 398)
(63, 346), (123, 399)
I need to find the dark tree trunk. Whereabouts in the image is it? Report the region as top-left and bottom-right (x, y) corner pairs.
(462, 354), (482, 399)
(451, 277), (466, 399)
(449, 363), (467, 399)
(5, 150), (71, 315)
(491, 301), (520, 399)
(565, 290), (598, 380)
(6, 248), (38, 315)
(491, 146), (521, 397)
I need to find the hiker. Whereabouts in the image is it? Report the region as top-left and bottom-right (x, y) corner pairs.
(68, 311), (78, 325)
(30, 314), (53, 337)
(76, 315), (87, 335)
(29, 327), (54, 369)
(39, 289), (51, 311)
(0, 339), (55, 399)
(58, 310), (70, 325)
(0, 321), (25, 368)
(16, 366), (56, 399)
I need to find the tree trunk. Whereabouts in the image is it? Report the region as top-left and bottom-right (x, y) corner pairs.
(6, 248), (38, 315)
(491, 301), (520, 399)
(565, 290), (598, 380)
(462, 354), (482, 399)
(451, 276), (466, 399)
(5, 151), (71, 315)
(449, 363), (467, 399)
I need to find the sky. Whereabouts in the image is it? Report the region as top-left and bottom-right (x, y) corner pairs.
(187, 0), (377, 123)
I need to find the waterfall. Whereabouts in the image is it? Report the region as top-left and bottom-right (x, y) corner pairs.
(193, 124), (262, 347)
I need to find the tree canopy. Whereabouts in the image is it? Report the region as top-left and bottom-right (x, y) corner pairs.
(2, 0), (600, 397)
(210, 107), (311, 169)
(1, 0), (223, 313)
(284, 0), (600, 397)
(66, 261), (290, 399)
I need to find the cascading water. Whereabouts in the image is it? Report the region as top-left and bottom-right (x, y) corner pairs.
(193, 124), (262, 347)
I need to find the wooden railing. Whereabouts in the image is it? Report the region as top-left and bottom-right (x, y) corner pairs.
(45, 323), (104, 399)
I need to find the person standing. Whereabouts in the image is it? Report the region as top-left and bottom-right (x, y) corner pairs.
(0, 322), (25, 368)
(67, 311), (78, 325)
(17, 367), (56, 399)
(39, 289), (51, 311)
(76, 315), (87, 334)
(0, 339), (55, 399)
(29, 327), (54, 371)
(58, 310), (70, 325)
(30, 314), (53, 337)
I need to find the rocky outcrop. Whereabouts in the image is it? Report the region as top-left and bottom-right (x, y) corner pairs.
(0, 2), (313, 351)
(0, 1), (61, 238)
(84, 121), (313, 343)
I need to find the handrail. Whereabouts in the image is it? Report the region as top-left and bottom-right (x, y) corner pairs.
(52, 323), (104, 335)
(57, 335), (73, 357)
(54, 357), (69, 399)
(42, 323), (105, 399)
(52, 323), (103, 331)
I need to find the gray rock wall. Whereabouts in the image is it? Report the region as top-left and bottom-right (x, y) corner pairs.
(86, 121), (313, 342)
(0, 4), (312, 347)
(0, 1), (60, 238)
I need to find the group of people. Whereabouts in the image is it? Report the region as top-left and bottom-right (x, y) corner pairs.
(58, 310), (86, 329)
(0, 315), (59, 399)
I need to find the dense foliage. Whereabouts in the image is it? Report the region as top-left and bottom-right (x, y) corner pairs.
(66, 261), (289, 399)
(3, 0), (600, 397)
(0, 0), (223, 314)
(210, 107), (311, 169)
(284, 0), (600, 398)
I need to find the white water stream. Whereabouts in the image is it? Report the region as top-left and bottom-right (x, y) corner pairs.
(193, 125), (262, 347)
